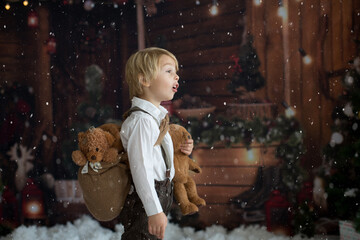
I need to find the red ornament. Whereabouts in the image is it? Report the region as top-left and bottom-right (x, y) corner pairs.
(27, 11), (39, 28)
(230, 54), (242, 73)
(265, 190), (292, 235)
(21, 179), (46, 220)
(46, 36), (57, 54)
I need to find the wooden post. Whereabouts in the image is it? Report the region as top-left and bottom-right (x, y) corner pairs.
(136, 0), (145, 50)
(32, 6), (55, 171)
(300, 0), (322, 168)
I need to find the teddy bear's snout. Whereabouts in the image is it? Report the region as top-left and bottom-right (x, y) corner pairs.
(87, 151), (102, 163)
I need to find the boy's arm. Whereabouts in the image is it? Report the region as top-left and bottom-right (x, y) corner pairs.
(126, 117), (163, 216)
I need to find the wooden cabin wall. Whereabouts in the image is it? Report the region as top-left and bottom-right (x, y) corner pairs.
(247, 0), (360, 169)
(145, 0), (360, 170)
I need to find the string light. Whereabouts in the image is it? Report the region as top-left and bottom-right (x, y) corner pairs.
(253, 0), (262, 6)
(247, 149), (255, 161)
(23, 1), (29, 6)
(299, 48), (312, 65)
(5, 3), (11, 10)
(282, 101), (295, 118)
(277, 0), (288, 21)
(209, 0), (218, 16)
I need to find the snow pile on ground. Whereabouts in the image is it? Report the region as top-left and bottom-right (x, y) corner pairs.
(1, 215), (312, 240)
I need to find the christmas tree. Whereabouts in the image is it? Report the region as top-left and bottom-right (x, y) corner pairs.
(323, 45), (360, 232)
(227, 35), (265, 100)
(60, 64), (118, 179)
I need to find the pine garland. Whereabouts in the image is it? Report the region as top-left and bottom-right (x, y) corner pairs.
(170, 113), (306, 193)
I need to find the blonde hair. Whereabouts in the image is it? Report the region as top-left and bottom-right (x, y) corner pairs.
(125, 47), (179, 99)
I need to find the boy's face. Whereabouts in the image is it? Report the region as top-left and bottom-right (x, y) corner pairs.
(148, 54), (179, 103)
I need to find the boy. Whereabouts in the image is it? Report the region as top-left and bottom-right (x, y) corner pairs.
(119, 47), (193, 240)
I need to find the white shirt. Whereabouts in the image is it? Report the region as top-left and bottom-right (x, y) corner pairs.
(120, 97), (175, 216)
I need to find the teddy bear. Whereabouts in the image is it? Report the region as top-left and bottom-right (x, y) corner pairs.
(169, 124), (206, 215)
(71, 123), (122, 167)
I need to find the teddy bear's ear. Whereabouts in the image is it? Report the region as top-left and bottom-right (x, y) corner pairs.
(78, 132), (85, 143)
(104, 131), (115, 147)
(183, 131), (191, 140)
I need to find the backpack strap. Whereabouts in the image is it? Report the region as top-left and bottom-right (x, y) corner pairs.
(122, 106), (171, 178)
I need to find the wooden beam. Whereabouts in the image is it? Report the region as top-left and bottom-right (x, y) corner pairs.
(136, 0), (145, 50)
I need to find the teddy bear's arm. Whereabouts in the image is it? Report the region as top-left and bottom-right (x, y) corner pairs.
(188, 158), (202, 174)
(173, 157), (188, 183)
(72, 150), (87, 166)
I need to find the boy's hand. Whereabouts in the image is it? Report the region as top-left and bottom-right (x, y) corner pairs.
(180, 138), (194, 155)
(148, 212), (167, 239)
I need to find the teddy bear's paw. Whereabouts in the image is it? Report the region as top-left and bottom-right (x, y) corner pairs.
(192, 197), (206, 207)
(180, 202), (198, 215)
(72, 150), (87, 166)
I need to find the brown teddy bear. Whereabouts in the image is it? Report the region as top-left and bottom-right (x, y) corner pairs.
(169, 124), (206, 215)
(71, 124), (121, 166)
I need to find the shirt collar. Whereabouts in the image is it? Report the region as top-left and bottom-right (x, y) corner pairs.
(131, 97), (168, 125)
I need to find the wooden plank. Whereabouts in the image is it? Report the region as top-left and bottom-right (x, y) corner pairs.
(166, 27), (244, 54)
(342, 0), (355, 63)
(180, 62), (235, 82)
(287, 0), (302, 122)
(159, 0), (245, 16)
(320, 0), (336, 148)
(147, 0), (245, 32)
(197, 186), (250, 204)
(192, 146), (279, 167)
(300, 0), (322, 168)
(0, 34), (21, 43)
(177, 45), (238, 66)
(0, 72), (26, 83)
(148, 11), (244, 42)
(0, 42), (22, 57)
(354, 0), (360, 39)
(184, 79), (231, 96)
(264, 0), (284, 105)
(331, 0), (343, 70)
(191, 166), (258, 186)
(329, 76), (343, 99)
(321, 0), (333, 72)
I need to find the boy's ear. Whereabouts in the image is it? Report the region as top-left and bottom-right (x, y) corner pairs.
(139, 74), (151, 87)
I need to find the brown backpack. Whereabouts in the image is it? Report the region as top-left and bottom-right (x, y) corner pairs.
(77, 153), (130, 221)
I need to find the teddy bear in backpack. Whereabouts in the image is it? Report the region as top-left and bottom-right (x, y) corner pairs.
(71, 123), (130, 221)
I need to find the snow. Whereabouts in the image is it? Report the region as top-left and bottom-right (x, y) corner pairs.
(1, 215), (313, 240)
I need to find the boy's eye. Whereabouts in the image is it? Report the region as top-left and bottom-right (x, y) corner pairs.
(166, 70), (172, 73)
